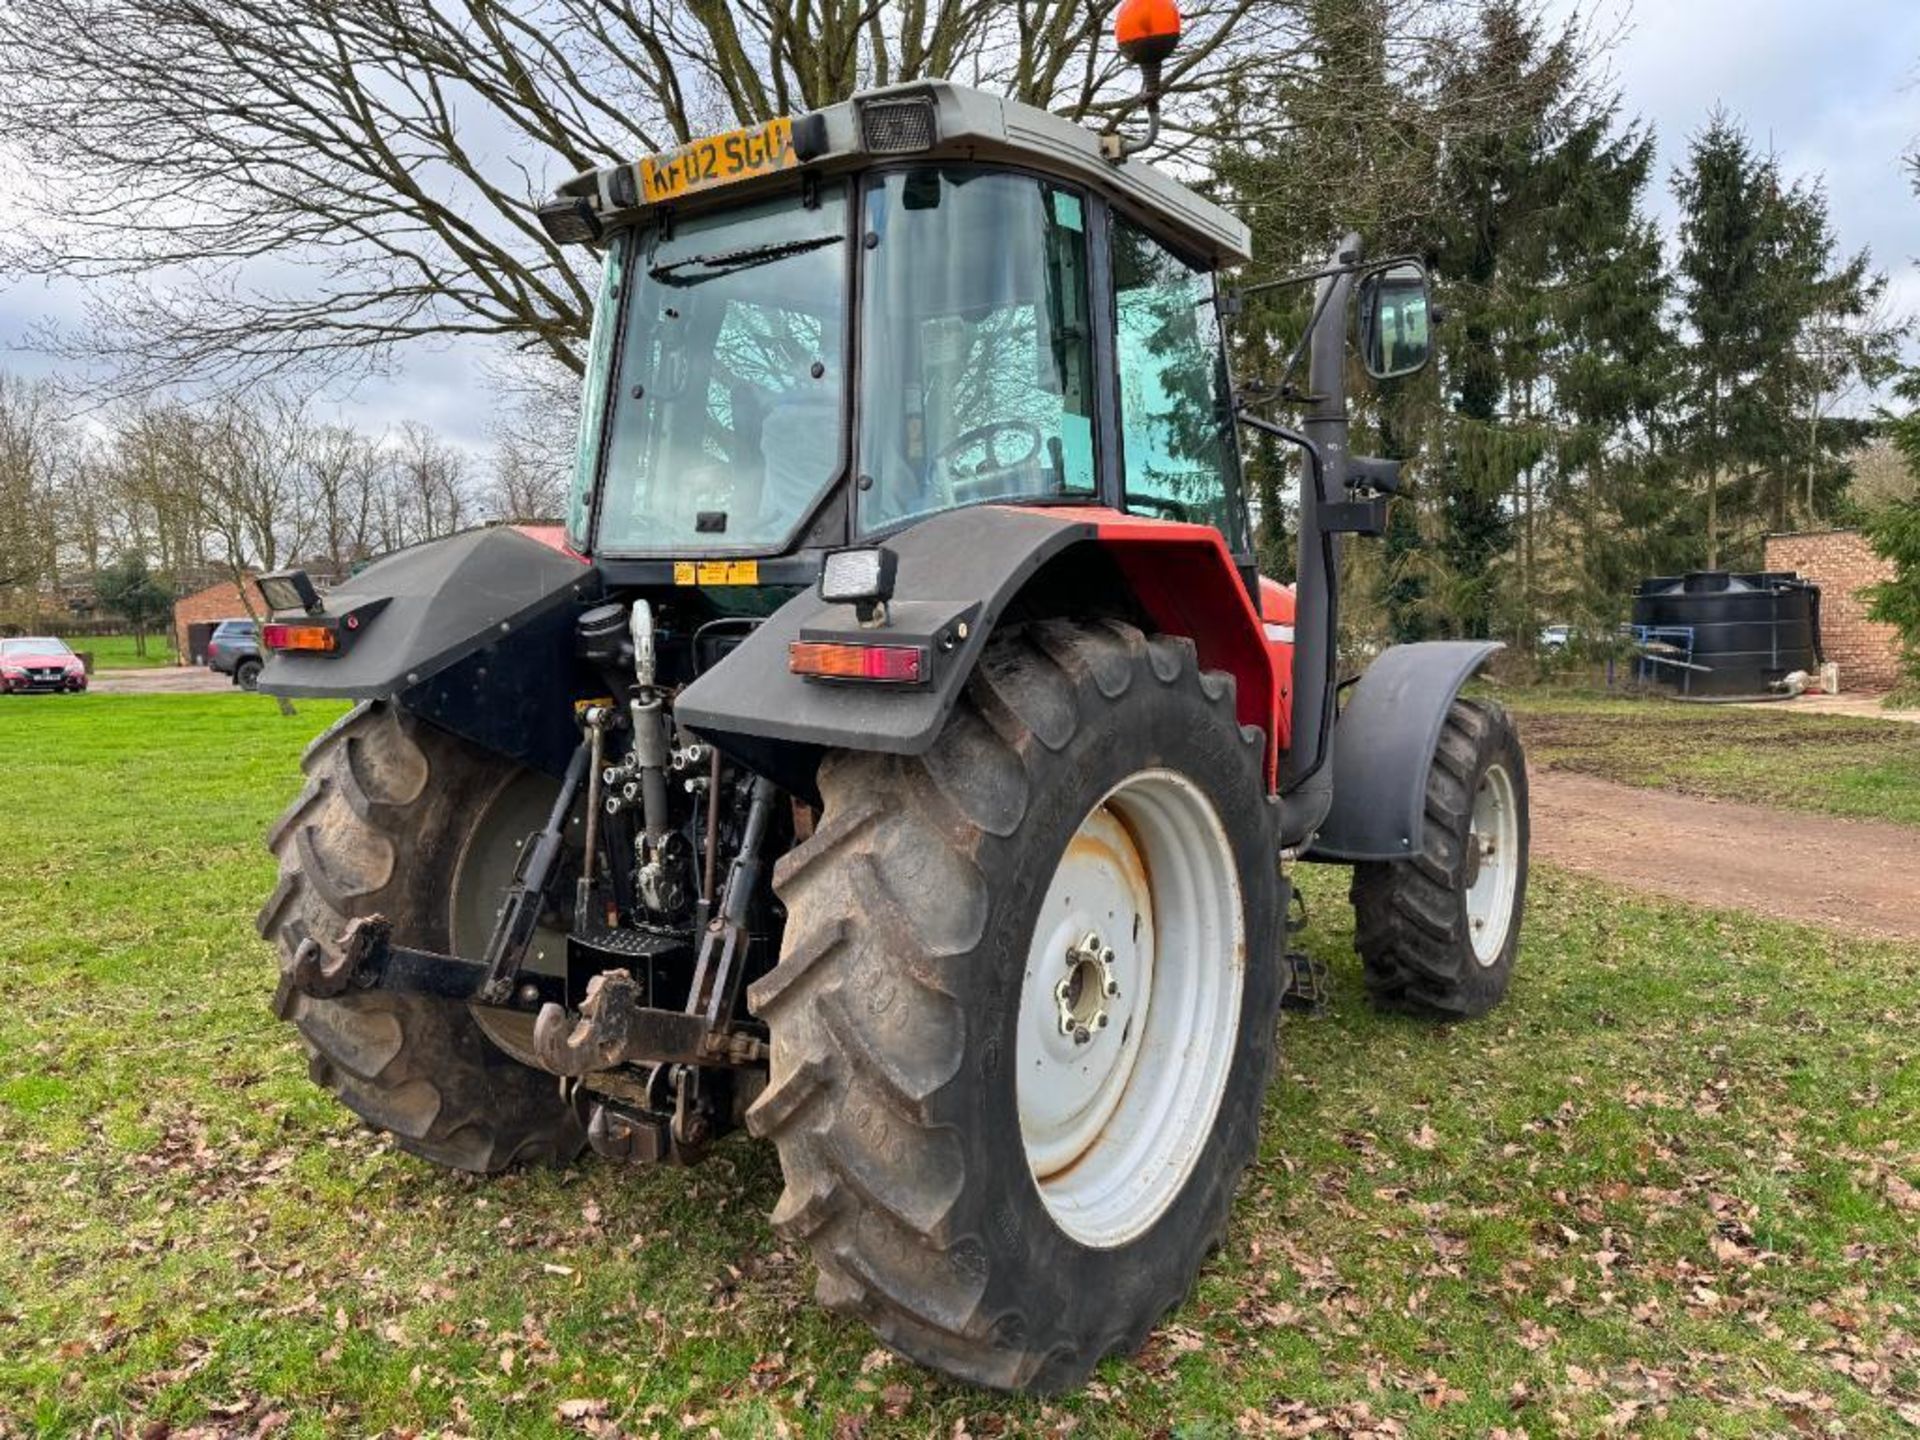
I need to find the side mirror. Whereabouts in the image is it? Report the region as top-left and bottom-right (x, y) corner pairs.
(1355, 260), (1432, 380)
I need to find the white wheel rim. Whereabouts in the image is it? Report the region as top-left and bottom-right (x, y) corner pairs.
(1015, 768), (1244, 1249)
(1465, 762), (1519, 965)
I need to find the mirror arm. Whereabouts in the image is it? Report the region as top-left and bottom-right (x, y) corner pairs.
(1224, 250), (1424, 314)
(1233, 380), (1323, 415)
(1234, 409), (1320, 463)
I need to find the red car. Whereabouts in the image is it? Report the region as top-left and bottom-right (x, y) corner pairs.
(0, 637), (88, 693)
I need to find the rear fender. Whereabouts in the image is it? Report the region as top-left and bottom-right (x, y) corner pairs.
(259, 526), (600, 775)
(673, 505), (1281, 796)
(1306, 640), (1503, 862)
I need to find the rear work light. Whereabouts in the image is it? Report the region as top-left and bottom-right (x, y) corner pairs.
(859, 97), (937, 154)
(789, 640), (925, 684)
(536, 196), (603, 246)
(258, 567), (323, 615)
(262, 623), (338, 653)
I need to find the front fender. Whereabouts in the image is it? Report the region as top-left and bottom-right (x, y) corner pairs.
(1307, 640), (1503, 862)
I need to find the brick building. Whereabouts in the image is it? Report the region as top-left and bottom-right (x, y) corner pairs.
(1763, 529), (1902, 692)
(173, 576), (267, 665)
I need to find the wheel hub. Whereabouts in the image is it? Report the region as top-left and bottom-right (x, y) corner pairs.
(1015, 769), (1245, 1249)
(1463, 762), (1519, 965)
(1461, 833), (1484, 889)
(1054, 931), (1120, 1044)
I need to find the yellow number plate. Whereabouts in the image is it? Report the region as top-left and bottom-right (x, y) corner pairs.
(673, 560), (760, 586)
(637, 118), (797, 204)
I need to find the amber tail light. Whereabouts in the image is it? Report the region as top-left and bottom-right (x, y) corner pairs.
(788, 640), (925, 683)
(262, 623), (339, 653)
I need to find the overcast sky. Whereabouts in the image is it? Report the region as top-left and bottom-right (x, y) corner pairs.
(1579, 0), (1920, 324)
(1, 0), (1916, 449)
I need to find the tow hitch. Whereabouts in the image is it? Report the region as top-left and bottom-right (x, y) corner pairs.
(529, 773), (777, 1075)
(281, 764), (776, 1081)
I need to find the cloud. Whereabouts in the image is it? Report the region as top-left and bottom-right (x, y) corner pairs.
(7, 3), (1920, 438)
(1589, 0), (1920, 281)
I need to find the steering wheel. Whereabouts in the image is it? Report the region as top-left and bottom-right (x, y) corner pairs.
(934, 420), (1046, 502)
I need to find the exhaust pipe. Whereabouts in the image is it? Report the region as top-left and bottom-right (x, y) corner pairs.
(1278, 233), (1361, 850)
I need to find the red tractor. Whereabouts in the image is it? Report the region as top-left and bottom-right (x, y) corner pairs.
(255, 2), (1528, 1394)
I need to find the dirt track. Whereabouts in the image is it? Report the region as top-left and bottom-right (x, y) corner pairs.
(1532, 770), (1920, 942)
(87, 666), (232, 694)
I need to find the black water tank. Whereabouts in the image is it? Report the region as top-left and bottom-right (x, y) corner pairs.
(1630, 571), (1822, 698)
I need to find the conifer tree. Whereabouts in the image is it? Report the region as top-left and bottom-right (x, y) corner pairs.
(1671, 114), (1889, 567)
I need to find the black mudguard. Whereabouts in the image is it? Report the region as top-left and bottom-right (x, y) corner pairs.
(674, 506), (1096, 793)
(1307, 640), (1504, 863)
(260, 527), (600, 776)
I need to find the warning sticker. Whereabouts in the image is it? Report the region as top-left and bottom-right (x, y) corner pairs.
(673, 559), (759, 586)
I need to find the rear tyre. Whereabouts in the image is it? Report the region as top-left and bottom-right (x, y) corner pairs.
(1351, 699), (1527, 1018)
(235, 658), (262, 691)
(749, 620), (1281, 1392)
(258, 702), (587, 1172)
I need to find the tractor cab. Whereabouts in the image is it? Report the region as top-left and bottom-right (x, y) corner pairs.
(252, 6), (1524, 1399)
(550, 80), (1256, 570)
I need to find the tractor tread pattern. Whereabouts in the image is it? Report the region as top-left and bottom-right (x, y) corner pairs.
(258, 701), (586, 1173)
(1350, 698), (1524, 1017)
(751, 620), (1272, 1392)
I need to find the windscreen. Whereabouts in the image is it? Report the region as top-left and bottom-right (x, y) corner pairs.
(857, 168), (1096, 532)
(584, 184), (849, 554)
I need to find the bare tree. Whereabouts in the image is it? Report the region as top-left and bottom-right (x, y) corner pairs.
(481, 357), (577, 523)
(55, 449), (113, 579)
(389, 422), (474, 546)
(486, 435), (568, 524)
(96, 406), (215, 584)
(305, 423), (387, 574)
(0, 372), (68, 617)
(1852, 436), (1920, 515)
(206, 396), (329, 573)
(1797, 290), (1908, 522)
(0, 0), (1300, 394)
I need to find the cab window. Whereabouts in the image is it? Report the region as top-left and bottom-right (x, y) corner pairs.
(569, 237), (625, 550)
(589, 185), (849, 554)
(858, 168), (1097, 531)
(1111, 216), (1246, 550)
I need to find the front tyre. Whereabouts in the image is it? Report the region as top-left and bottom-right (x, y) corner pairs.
(748, 621), (1281, 1392)
(1351, 699), (1528, 1018)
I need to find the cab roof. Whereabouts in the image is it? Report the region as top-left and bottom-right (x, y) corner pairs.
(549, 80), (1250, 270)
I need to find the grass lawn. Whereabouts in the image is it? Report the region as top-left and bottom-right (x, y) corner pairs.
(4, 695), (1920, 1437)
(1503, 688), (1920, 828)
(62, 635), (178, 671)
